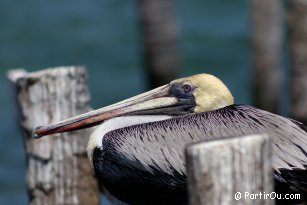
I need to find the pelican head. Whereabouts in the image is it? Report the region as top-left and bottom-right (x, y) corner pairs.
(171, 74), (234, 112)
(33, 73), (234, 138)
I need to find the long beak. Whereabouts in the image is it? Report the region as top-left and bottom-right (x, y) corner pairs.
(33, 84), (194, 139)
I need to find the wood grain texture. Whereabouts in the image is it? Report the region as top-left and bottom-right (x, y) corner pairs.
(186, 134), (273, 205)
(8, 67), (100, 205)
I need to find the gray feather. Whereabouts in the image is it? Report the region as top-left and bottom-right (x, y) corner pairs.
(104, 105), (307, 176)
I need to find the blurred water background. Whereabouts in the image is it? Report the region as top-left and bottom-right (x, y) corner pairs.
(0, 0), (249, 204)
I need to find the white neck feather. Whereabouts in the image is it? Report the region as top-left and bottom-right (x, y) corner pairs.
(87, 115), (172, 167)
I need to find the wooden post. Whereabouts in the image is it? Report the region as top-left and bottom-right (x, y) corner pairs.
(137, 0), (180, 88)
(251, 0), (283, 113)
(7, 67), (100, 205)
(186, 134), (273, 205)
(288, 0), (307, 123)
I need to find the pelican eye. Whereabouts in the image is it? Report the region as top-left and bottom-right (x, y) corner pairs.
(182, 84), (192, 93)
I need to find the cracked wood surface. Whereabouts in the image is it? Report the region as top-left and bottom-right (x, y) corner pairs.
(8, 67), (100, 205)
(186, 134), (273, 205)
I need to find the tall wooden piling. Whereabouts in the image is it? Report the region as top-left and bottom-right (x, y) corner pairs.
(8, 67), (100, 205)
(186, 134), (273, 205)
(251, 0), (283, 113)
(288, 0), (307, 123)
(137, 0), (180, 88)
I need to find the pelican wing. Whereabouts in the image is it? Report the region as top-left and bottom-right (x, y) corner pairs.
(100, 105), (307, 197)
(104, 105), (307, 173)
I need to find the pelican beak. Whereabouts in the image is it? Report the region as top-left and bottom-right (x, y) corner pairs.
(33, 84), (195, 138)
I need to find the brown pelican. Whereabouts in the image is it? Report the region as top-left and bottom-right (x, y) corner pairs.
(33, 74), (307, 205)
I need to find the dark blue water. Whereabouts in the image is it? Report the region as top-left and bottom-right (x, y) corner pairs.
(0, 0), (249, 204)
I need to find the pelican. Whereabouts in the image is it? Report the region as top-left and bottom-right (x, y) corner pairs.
(33, 74), (307, 205)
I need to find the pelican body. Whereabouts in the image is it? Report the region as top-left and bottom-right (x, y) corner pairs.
(33, 74), (307, 205)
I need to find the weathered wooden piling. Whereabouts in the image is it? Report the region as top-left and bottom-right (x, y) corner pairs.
(186, 134), (273, 205)
(251, 0), (283, 113)
(8, 67), (100, 205)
